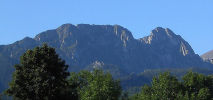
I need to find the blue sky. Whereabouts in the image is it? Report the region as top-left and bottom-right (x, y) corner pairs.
(0, 0), (212, 55)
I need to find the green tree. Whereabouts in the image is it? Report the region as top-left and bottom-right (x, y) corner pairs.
(151, 72), (181, 100)
(69, 70), (122, 100)
(6, 44), (70, 100)
(197, 88), (210, 100)
(131, 71), (213, 100)
(139, 85), (152, 100)
(131, 72), (182, 100)
(153, 72), (180, 100)
(182, 71), (213, 99)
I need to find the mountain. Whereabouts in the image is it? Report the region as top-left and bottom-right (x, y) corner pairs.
(202, 50), (213, 60)
(201, 50), (213, 63)
(0, 24), (212, 92)
(139, 27), (211, 69)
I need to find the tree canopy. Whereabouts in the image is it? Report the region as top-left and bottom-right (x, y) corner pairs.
(69, 70), (122, 100)
(6, 44), (69, 100)
(131, 71), (213, 100)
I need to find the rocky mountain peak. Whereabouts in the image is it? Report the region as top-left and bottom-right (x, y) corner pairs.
(141, 27), (177, 44)
(150, 27), (176, 40)
(141, 27), (195, 56)
(56, 24), (134, 38)
(56, 24), (76, 33)
(90, 61), (105, 69)
(34, 24), (134, 49)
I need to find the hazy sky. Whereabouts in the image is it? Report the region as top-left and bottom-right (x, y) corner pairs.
(0, 0), (212, 55)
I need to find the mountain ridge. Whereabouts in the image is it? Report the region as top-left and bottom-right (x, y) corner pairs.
(0, 23), (212, 92)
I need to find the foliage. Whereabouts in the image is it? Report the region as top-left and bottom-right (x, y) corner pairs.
(131, 71), (213, 100)
(182, 71), (213, 100)
(5, 44), (70, 100)
(68, 70), (122, 100)
(121, 67), (213, 95)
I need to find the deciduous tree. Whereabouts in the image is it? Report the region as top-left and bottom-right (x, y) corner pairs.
(6, 44), (69, 100)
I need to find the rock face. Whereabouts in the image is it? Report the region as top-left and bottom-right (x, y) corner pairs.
(141, 27), (194, 56)
(201, 50), (213, 63)
(0, 24), (212, 91)
(139, 27), (208, 69)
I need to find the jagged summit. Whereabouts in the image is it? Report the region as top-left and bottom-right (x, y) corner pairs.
(34, 23), (134, 48)
(145, 27), (178, 43)
(36, 23), (133, 38)
(141, 27), (195, 56)
(151, 27), (176, 38)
